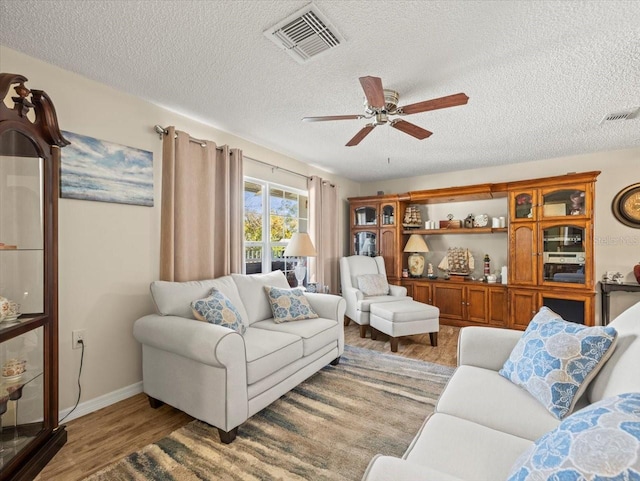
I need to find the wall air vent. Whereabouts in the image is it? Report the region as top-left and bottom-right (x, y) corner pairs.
(264, 4), (344, 64)
(599, 107), (640, 124)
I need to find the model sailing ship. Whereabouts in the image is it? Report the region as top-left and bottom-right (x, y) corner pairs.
(438, 247), (475, 279)
(403, 205), (422, 227)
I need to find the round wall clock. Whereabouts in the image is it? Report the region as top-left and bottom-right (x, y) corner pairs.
(612, 183), (640, 228)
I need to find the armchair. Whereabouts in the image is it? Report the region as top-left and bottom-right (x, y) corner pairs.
(340, 255), (410, 337)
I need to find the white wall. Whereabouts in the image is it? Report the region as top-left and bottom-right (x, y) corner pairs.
(361, 148), (640, 322)
(1, 46), (360, 413)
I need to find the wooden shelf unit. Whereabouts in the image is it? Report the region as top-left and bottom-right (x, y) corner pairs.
(402, 227), (508, 235)
(349, 171), (600, 329)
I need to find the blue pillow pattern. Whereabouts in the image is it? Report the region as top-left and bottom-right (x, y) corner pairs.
(506, 392), (640, 481)
(499, 307), (617, 420)
(191, 288), (246, 335)
(264, 286), (319, 323)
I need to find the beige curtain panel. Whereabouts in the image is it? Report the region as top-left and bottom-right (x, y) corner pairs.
(308, 175), (339, 293)
(160, 127), (243, 281)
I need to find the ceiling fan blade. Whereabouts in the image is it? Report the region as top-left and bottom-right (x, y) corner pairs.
(399, 92), (469, 115)
(359, 76), (385, 109)
(346, 124), (376, 147)
(390, 120), (433, 140)
(302, 115), (364, 122)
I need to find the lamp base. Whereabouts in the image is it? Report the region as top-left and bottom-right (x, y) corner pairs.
(408, 253), (425, 277)
(294, 262), (306, 289)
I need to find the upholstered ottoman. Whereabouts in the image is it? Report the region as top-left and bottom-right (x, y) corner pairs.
(369, 300), (439, 352)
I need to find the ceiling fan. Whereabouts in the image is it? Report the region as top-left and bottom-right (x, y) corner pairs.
(302, 76), (469, 146)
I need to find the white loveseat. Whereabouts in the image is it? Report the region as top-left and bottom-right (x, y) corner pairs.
(133, 270), (346, 443)
(362, 301), (640, 481)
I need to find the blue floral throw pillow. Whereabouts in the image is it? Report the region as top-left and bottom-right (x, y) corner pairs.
(506, 392), (640, 480)
(499, 307), (617, 420)
(264, 286), (319, 323)
(191, 288), (246, 335)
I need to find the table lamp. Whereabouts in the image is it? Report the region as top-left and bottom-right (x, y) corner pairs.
(404, 234), (429, 277)
(284, 233), (317, 288)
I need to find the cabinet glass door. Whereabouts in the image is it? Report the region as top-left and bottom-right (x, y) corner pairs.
(354, 231), (377, 257)
(380, 204), (395, 226)
(0, 153), (44, 318)
(542, 225), (586, 284)
(542, 188), (586, 218)
(0, 326), (44, 466)
(511, 190), (536, 220)
(354, 206), (377, 227)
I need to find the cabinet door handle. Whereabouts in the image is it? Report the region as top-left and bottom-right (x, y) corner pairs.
(467, 302), (470, 306)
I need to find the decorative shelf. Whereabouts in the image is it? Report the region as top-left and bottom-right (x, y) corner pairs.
(402, 227), (508, 235)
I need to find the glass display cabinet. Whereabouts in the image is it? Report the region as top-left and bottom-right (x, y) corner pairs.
(349, 197), (400, 279)
(0, 73), (68, 480)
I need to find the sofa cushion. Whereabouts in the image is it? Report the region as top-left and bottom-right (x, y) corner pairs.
(346, 255), (383, 288)
(405, 413), (533, 481)
(436, 365), (562, 441)
(506, 392), (640, 481)
(191, 288), (246, 335)
(357, 273), (389, 296)
(588, 301), (640, 403)
(499, 307), (617, 419)
(243, 327), (303, 385)
(252, 317), (338, 356)
(232, 271), (290, 324)
(264, 286), (319, 323)
(150, 276), (248, 321)
(357, 295), (409, 312)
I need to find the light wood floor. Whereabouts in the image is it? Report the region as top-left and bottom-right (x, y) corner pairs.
(37, 323), (460, 480)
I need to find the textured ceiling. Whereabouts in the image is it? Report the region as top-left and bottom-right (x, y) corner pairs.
(1, 0), (639, 182)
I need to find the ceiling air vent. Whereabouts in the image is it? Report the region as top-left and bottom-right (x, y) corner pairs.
(599, 107), (640, 124)
(264, 4), (344, 64)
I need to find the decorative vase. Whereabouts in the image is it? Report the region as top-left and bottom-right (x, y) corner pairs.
(634, 262), (640, 284)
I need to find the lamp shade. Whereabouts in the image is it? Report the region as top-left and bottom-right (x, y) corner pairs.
(284, 233), (317, 257)
(403, 234), (429, 253)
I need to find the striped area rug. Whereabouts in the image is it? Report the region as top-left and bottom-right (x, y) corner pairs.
(86, 346), (454, 481)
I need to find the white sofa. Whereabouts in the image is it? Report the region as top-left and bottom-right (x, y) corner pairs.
(133, 270), (346, 443)
(362, 301), (640, 481)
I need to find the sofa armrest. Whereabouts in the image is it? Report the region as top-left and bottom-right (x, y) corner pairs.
(343, 286), (364, 303)
(362, 455), (466, 481)
(133, 314), (246, 368)
(457, 326), (522, 370)
(388, 285), (408, 297)
(304, 293), (346, 321)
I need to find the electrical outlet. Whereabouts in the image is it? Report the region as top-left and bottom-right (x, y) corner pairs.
(72, 329), (86, 350)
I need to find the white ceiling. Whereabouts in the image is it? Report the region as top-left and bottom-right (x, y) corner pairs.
(1, 0), (639, 182)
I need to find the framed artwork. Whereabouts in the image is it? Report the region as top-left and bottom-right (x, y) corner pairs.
(60, 131), (153, 206)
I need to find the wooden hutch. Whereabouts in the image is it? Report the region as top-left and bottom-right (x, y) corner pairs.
(348, 171), (600, 329)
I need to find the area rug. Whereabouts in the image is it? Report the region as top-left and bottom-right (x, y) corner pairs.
(86, 346), (454, 481)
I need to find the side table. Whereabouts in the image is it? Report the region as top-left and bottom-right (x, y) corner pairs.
(600, 281), (640, 325)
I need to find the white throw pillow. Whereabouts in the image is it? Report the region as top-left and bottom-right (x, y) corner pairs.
(357, 274), (389, 296)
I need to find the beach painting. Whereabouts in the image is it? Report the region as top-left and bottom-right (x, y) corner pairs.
(61, 131), (153, 207)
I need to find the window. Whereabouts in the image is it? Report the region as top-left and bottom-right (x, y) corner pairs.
(244, 178), (308, 283)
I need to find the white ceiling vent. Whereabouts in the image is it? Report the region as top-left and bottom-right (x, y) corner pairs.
(264, 4), (344, 64)
(599, 107), (640, 124)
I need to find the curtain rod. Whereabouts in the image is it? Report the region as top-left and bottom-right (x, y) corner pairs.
(154, 124), (313, 181)
(245, 156), (310, 181)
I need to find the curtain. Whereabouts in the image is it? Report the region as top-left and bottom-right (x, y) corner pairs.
(308, 176), (339, 293)
(160, 126), (243, 281)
